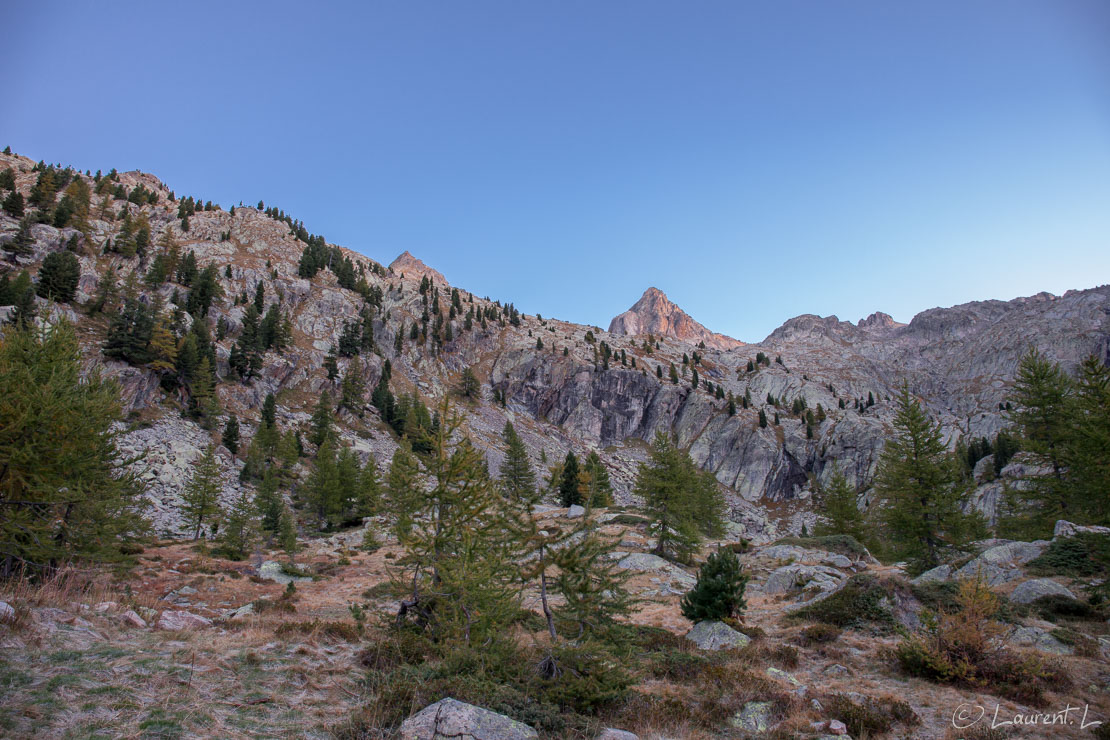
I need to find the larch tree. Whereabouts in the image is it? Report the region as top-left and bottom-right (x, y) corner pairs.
(0, 321), (147, 576)
(182, 444), (223, 540)
(498, 421), (537, 505)
(874, 384), (984, 573)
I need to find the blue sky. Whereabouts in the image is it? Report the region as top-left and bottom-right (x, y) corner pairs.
(4, 1), (1109, 341)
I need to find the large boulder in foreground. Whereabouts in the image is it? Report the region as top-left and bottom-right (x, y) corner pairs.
(1009, 579), (1076, 604)
(686, 620), (751, 651)
(400, 698), (538, 740)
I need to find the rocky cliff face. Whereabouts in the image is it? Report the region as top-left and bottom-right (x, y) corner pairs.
(2, 149), (1107, 542)
(608, 287), (744, 351)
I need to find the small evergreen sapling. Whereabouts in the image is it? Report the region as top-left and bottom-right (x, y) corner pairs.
(681, 546), (748, 623)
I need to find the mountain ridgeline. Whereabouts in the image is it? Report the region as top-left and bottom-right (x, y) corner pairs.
(1, 149), (1108, 541)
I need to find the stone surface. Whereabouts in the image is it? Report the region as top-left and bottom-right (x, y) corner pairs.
(828, 719), (849, 735)
(596, 730), (639, 740)
(1009, 626), (1073, 655)
(0, 601), (15, 622)
(1054, 520), (1110, 539)
(121, 610), (147, 628)
(566, 505), (586, 519)
(761, 564), (845, 603)
(686, 620), (751, 651)
(732, 701), (775, 733)
(609, 287), (743, 351)
(1009, 579), (1076, 604)
(257, 561), (313, 586)
(156, 611), (213, 630)
(399, 698), (538, 740)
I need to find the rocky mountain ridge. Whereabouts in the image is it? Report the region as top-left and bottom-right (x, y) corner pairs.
(608, 286), (744, 351)
(1, 149), (1108, 542)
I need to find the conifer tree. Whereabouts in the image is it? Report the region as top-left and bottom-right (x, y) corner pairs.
(309, 390), (334, 448)
(36, 251), (80, 302)
(458, 366), (481, 400)
(581, 451), (613, 508)
(1003, 349), (1075, 534)
(147, 313), (178, 376)
(340, 355), (366, 413)
(681, 546), (748, 622)
(559, 451), (581, 507)
(393, 400), (520, 646)
(222, 415), (240, 455)
(278, 504), (298, 553)
(635, 433), (724, 563)
(386, 443), (423, 539)
(218, 490), (257, 560)
(874, 384), (983, 572)
(814, 467), (867, 542)
(255, 468), (283, 534)
(2, 190), (24, 218)
(0, 321), (146, 574)
(182, 445), (223, 540)
(499, 422), (537, 505)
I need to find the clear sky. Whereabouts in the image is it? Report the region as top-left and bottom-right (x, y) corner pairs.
(3, 1), (1109, 341)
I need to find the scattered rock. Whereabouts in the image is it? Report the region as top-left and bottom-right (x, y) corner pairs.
(732, 701), (775, 733)
(257, 560), (313, 586)
(1009, 579), (1076, 604)
(761, 564), (844, 602)
(686, 620), (751, 651)
(156, 610), (213, 630)
(399, 697), (538, 740)
(1054, 520), (1110, 539)
(597, 730), (638, 740)
(226, 603), (256, 621)
(1009, 626), (1073, 655)
(828, 719), (849, 735)
(823, 664), (849, 676)
(94, 601), (117, 613)
(911, 565), (952, 585)
(615, 553), (695, 587)
(566, 505), (586, 519)
(121, 610), (147, 628)
(0, 601), (15, 622)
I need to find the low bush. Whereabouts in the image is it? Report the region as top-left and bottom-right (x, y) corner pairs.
(789, 574), (895, 629)
(895, 578), (1071, 706)
(1027, 533), (1110, 578)
(796, 623), (841, 646)
(823, 693), (919, 737)
(1032, 593), (1105, 623)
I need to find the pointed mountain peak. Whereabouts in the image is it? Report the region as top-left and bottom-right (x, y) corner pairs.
(609, 288), (743, 350)
(388, 251), (447, 285)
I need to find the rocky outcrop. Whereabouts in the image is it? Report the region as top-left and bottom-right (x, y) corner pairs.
(399, 698), (538, 740)
(686, 620), (751, 651)
(389, 251), (448, 287)
(608, 287), (743, 350)
(1009, 579), (1076, 604)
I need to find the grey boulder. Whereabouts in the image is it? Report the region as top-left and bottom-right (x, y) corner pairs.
(686, 620), (751, 651)
(1009, 579), (1076, 604)
(400, 698), (538, 740)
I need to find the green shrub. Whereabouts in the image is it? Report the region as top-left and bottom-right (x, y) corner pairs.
(797, 623), (841, 645)
(606, 513), (650, 526)
(789, 574), (895, 629)
(681, 547), (748, 622)
(1027, 533), (1110, 578)
(1033, 594), (1103, 622)
(823, 693), (919, 737)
